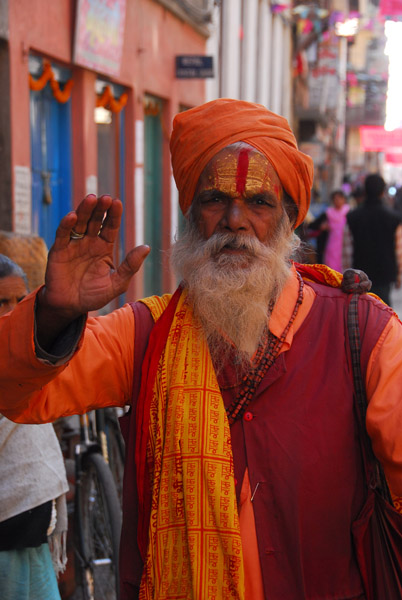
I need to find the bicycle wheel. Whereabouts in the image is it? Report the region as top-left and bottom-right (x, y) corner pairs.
(75, 451), (122, 600)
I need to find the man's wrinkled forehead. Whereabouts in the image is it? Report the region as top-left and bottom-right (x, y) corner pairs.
(197, 143), (283, 198)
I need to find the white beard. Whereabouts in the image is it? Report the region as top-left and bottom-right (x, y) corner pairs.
(170, 216), (299, 371)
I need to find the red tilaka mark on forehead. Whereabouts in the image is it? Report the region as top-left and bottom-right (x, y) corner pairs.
(236, 149), (249, 194)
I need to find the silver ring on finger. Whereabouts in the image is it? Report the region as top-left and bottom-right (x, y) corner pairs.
(70, 229), (86, 240)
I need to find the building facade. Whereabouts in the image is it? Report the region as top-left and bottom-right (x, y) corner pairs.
(292, 0), (388, 203)
(0, 0), (211, 301)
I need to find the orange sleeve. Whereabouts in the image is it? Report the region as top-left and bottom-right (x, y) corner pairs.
(0, 290), (135, 424)
(366, 315), (402, 495)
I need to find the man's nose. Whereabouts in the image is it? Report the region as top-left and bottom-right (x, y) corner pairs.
(221, 199), (249, 232)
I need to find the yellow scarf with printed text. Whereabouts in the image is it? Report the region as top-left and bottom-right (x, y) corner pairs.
(138, 289), (245, 600)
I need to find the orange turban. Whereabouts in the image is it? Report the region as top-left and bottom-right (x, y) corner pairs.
(170, 98), (314, 228)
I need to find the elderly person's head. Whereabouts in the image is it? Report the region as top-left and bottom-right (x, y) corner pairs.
(169, 99), (314, 364)
(0, 254), (29, 316)
(170, 98), (313, 225)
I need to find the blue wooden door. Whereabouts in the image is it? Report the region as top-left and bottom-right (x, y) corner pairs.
(30, 84), (72, 249)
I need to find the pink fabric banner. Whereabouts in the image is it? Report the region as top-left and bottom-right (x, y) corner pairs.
(379, 0), (402, 18)
(359, 126), (402, 151)
(385, 151), (402, 164)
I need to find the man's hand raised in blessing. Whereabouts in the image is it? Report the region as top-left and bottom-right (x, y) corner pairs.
(36, 194), (150, 348)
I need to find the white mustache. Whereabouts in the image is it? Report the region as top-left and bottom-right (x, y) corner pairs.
(201, 233), (263, 257)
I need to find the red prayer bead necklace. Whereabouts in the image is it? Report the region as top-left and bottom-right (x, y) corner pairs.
(225, 271), (304, 425)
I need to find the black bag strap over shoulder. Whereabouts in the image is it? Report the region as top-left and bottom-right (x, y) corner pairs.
(347, 293), (393, 505)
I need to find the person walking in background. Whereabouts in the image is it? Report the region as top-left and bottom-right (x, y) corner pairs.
(344, 173), (402, 305)
(307, 189), (349, 270)
(0, 254), (68, 600)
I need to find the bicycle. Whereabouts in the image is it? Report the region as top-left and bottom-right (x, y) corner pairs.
(60, 411), (123, 600)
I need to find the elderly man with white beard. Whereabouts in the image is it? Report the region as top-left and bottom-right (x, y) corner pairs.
(171, 142), (298, 371)
(1, 99), (402, 600)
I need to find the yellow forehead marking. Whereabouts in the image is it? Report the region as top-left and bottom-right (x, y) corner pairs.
(202, 149), (282, 198)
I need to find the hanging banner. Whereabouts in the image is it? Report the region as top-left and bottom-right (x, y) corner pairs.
(379, 0), (402, 18)
(359, 126), (402, 150)
(73, 0), (127, 76)
(307, 34), (339, 112)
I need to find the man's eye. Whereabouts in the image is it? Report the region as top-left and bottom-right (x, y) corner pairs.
(201, 196), (223, 204)
(251, 195), (271, 206)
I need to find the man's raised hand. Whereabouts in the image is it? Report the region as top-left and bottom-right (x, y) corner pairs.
(36, 195), (150, 342)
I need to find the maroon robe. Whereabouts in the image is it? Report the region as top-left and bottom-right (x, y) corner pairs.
(119, 281), (392, 600)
